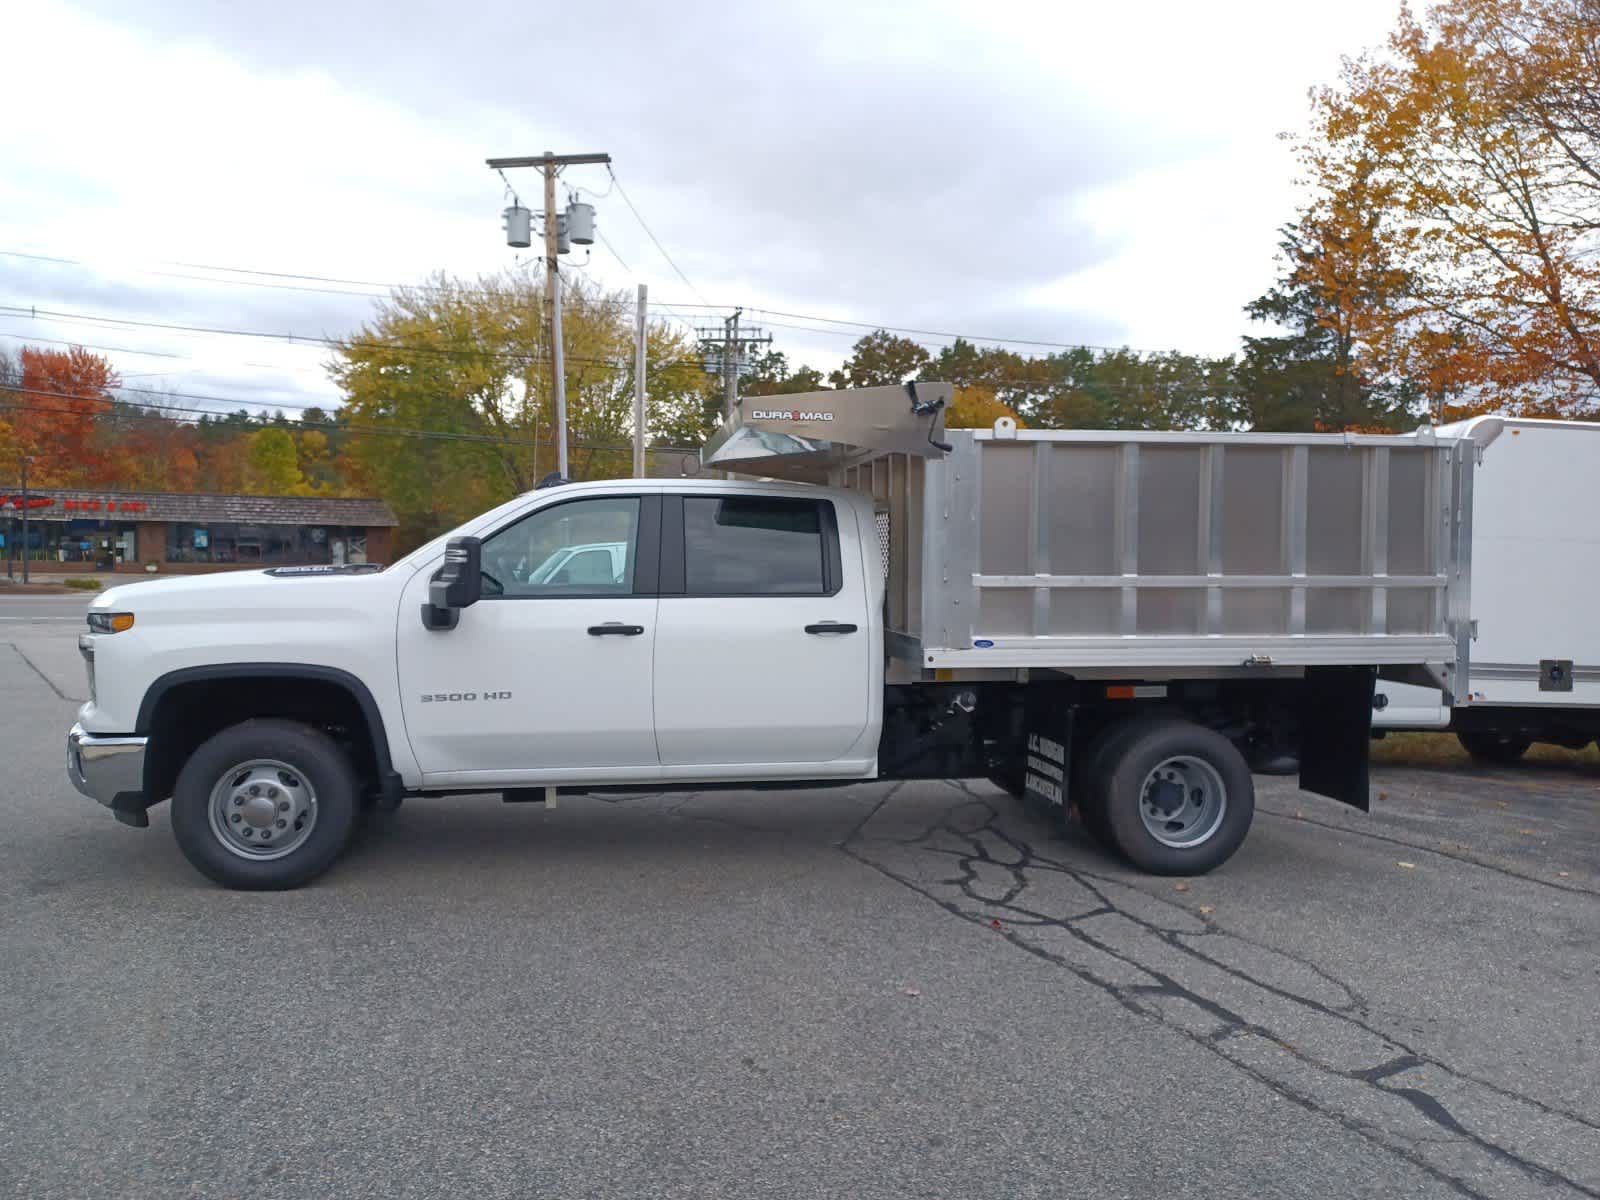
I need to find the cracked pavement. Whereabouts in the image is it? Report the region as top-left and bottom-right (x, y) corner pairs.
(3, 604), (1597, 1198)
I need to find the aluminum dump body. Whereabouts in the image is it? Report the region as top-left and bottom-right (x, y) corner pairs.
(705, 387), (1473, 686)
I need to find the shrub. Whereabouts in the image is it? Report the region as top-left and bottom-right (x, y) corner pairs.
(64, 577), (103, 591)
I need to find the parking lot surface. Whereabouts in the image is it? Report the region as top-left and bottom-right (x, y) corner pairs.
(3, 601), (1598, 1199)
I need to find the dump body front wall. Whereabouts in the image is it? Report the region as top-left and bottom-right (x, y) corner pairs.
(846, 429), (1471, 676)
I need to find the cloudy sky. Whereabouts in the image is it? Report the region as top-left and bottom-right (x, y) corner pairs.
(1, 0), (1406, 416)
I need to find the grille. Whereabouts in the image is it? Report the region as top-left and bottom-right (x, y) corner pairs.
(874, 509), (891, 584)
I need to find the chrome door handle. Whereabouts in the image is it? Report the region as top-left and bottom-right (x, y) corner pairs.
(588, 623), (645, 636)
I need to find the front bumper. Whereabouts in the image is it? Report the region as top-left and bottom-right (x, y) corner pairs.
(67, 723), (150, 827)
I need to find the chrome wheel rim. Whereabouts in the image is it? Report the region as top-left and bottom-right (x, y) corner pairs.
(207, 759), (317, 861)
(1138, 755), (1227, 849)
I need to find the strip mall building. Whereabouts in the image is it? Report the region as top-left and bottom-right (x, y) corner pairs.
(2, 489), (398, 572)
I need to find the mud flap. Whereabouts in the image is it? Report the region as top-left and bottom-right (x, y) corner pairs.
(1298, 666), (1376, 811)
(1019, 689), (1074, 817)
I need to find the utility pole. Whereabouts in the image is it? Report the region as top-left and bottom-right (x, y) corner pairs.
(542, 161), (567, 479)
(696, 311), (772, 478)
(487, 150), (610, 480)
(696, 309), (773, 423)
(634, 284), (648, 478)
(20, 456), (30, 586)
(723, 308), (740, 422)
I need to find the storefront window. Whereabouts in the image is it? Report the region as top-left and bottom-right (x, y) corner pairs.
(166, 523), (344, 565)
(4, 520), (137, 564)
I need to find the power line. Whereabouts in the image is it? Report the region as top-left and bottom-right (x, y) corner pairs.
(595, 229), (632, 272)
(3, 246), (1197, 356)
(0, 387), (705, 454)
(0, 330), (191, 360)
(605, 168), (710, 305)
(0, 303), (717, 372)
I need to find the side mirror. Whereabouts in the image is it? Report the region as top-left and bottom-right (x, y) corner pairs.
(421, 536), (483, 631)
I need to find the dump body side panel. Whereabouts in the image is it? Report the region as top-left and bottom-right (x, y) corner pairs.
(848, 428), (1470, 679)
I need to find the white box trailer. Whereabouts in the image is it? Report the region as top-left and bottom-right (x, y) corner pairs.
(1373, 415), (1600, 761)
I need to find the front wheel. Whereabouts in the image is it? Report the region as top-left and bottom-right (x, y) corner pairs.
(1097, 719), (1255, 875)
(170, 719), (361, 890)
(1456, 731), (1532, 765)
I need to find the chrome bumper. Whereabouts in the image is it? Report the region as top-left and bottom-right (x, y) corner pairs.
(67, 723), (148, 821)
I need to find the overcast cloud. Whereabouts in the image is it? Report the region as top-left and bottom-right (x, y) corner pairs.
(1, 0), (1405, 414)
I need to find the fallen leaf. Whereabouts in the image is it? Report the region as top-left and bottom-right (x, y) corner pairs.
(901, 986), (921, 998)
(990, 919), (1003, 931)
(1558, 872), (1570, 878)
(1397, 861), (1416, 869)
(1198, 904), (1215, 915)
(1172, 882), (1190, 892)
(1377, 791), (1388, 802)
(1518, 828), (1536, 836)
(1295, 810), (1305, 819)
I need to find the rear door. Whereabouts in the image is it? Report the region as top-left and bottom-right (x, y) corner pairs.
(652, 493), (872, 766)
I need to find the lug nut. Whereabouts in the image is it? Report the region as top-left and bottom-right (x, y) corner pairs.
(267, 787), (279, 799)
(249, 785), (261, 797)
(261, 830), (272, 840)
(230, 813), (242, 824)
(276, 819), (287, 829)
(242, 828), (253, 837)
(233, 796), (244, 806)
(277, 801), (290, 813)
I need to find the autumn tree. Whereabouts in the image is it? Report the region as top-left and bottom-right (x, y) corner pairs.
(1238, 225), (1425, 431)
(9, 346), (120, 485)
(1300, 0), (1600, 413)
(945, 386), (1022, 429)
(92, 400), (204, 491)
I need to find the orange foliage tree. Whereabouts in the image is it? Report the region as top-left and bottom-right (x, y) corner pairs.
(1300, 0), (1600, 415)
(10, 347), (120, 485)
(945, 385), (1023, 429)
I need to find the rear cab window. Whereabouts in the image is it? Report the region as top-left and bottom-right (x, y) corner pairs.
(678, 495), (840, 597)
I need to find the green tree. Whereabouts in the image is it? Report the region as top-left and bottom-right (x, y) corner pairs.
(742, 350), (830, 397)
(330, 269), (715, 549)
(828, 330), (930, 388)
(245, 426), (305, 494)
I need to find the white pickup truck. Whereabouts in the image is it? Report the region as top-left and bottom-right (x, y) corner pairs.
(68, 384), (1474, 889)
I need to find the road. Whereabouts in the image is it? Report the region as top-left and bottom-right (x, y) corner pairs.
(0, 594), (93, 622)
(2, 599), (1597, 1199)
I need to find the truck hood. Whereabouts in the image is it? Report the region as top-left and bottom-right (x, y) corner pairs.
(90, 565), (398, 617)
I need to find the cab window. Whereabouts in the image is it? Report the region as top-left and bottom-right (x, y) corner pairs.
(682, 496), (833, 596)
(479, 497), (639, 597)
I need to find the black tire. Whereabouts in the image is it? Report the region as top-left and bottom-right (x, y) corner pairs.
(1097, 719), (1255, 875)
(1072, 716), (1172, 848)
(1456, 730), (1532, 765)
(170, 719), (361, 890)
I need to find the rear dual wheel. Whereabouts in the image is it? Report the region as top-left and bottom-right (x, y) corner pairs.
(1076, 718), (1254, 875)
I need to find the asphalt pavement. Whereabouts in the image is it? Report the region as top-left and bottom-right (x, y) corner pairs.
(2, 600), (1597, 1199)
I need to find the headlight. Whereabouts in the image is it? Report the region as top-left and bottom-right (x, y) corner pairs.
(86, 612), (135, 634)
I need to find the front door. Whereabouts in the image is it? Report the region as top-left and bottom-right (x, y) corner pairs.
(396, 494), (660, 782)
(652, 494), (872, 765)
